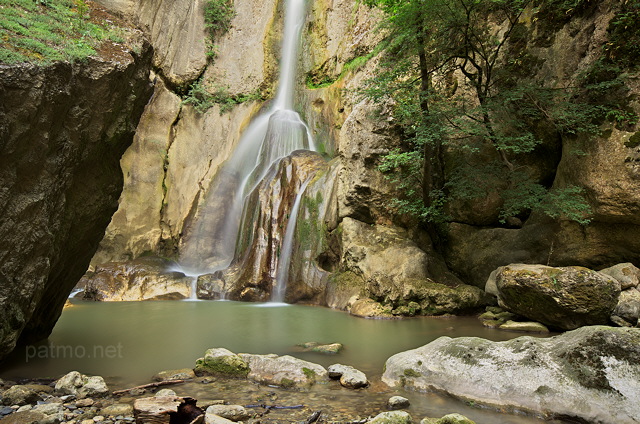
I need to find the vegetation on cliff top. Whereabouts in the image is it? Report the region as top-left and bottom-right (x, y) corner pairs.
(362, 0), (638, 227)
(0, 0), (128, 64)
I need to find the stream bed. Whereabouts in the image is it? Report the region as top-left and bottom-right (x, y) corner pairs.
(0, 300), (560, 423)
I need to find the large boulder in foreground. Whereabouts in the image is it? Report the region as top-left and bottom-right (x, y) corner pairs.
(382, 326), (640, 423)
(496, 264), (620, 330)
(238, 353), (328, 389)
(0, 32), (153, 358)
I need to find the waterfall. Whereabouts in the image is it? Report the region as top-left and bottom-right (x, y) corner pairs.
(177, 0), (315, 302)
(272, 178), (311, 303)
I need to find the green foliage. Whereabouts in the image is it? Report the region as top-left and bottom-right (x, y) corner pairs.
(605, 0), (640, 68)
(367, 0), (597, 226)
(0, 0), (124, 64)
(183, 78), (264, 114)
(204, 0), (235, 61)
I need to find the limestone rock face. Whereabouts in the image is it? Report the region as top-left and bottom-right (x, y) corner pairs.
(382, 326), (640, 423)
(0, 41), (153, 358)
(334, 218), (489, 317)
(197, 151), (328, 301)
(136, 0), (207, 88)
(78, 257), (192, 301)
(496, 264), (621, 330)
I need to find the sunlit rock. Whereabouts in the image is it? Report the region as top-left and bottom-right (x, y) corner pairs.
(205, 405), (250, 422)
(599, 263), (640, 290)
(54, 371), (108, 399)
(368, 411), (413, 424)
(383, 326), (640, 423)
(194, 348), (249, 378)
(327, 364), (368, 389)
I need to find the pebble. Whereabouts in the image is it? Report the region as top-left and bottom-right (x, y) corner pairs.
(0, 406), (14, 416)
(76, 398), (95, 407)
(93, 415), (105, 422)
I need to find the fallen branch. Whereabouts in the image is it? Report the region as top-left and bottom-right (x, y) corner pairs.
(113, 379), (187, 395)
(244, 404), (304, 410)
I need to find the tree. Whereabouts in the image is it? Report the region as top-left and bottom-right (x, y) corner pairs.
(363, 0), (593, 226)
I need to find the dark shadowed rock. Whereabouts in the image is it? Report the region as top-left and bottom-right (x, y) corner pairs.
(0, 33), (153, 359)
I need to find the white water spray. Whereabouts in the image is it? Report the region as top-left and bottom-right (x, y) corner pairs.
(177, 0), (315, 302)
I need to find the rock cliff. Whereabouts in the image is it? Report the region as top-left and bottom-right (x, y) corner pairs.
(0, 38), (153, 357)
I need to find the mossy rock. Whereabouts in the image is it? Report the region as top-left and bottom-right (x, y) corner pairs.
(194, 348), (250, 378)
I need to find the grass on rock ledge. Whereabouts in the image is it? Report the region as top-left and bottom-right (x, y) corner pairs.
(0, 0), (128, 64)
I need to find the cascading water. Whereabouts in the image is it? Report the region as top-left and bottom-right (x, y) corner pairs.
(177, 0), (315, 302)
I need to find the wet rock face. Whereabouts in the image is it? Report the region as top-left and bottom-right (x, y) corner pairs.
(382, 326), (640, 423)
(496, 264), (621, 330)
(78, 257), (193, 301)
(0, 43), (153, 359)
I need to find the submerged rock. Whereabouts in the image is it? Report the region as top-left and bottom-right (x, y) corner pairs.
(152, 368), (196, 382)
(496, 264), (620, 330)
(297, 342), (343, 354)
(205, 404), (250, 421)
(421, 414), (476, 424)
(498, 320), (549, 333)
(382, 326), (640, 423)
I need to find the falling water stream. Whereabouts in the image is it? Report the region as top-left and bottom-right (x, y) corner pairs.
(177, 0), (315, 304)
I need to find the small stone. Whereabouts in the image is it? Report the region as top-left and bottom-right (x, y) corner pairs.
(82, 420), (95, 424)
(100, 404), (133, 417)
(76, 399), (94, 408)
(387, 396), (410, 410)
(435, 413), (476, 424)
(154, 389), (177, 397)
(204, 414), (236, 424)
(1, 385), (41, 406)
(0, 406), (14, 416)
(93, 415), (105, 422)
(205, 405), (250, 421)
(368, 411), (413, 423)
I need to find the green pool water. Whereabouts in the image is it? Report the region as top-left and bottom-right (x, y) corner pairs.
(0, 300), (556, 424)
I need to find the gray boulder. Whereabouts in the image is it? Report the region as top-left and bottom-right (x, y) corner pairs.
(368, 411), (413, 423)
(194, 348), (250, 378)
(599, 263), (640, 290)
(1, 386), (40, 406)
(239, 353), (328, 389)
(496, 264), (620, 330)
(31, 403), (64, 424)
(327, 364), (368, 389)
(54, 371), (108, 399)
(387, 396), (410, 410)
(205, 405), (250, 421)
(382, 326), (640, 423)
(612, 288), (640, 325)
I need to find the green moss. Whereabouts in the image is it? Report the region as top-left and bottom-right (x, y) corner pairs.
(0, 0), (129, 64)
(625, 131), (640, 148)
(195, 354), (250, 378)
(279, 378), (296, 389)
(302, 367), (316, 380)
(403, 368), (421, 378)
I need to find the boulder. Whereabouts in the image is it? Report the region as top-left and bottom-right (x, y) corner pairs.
(382, 326), (640, 423)
(612, 288), (640, 325)
(367, 411), (413, 424)
(78, 257), (192, 301)
(1, 386), (40, 406)
(327, 364), (368, 389)
(30, 403), (63, 424)
(349, 298), (393, 319)
(194, 348), (250, 378)
(54, 371), (108, 399)
(422, 414), (476, 424)
(387, 396), (410, 410)
(496, 264), (620, 330)
(0, 36), (153, 361)
(155, 389), (177, 397)
(204, 414), (236, 424)
(599, 263), (640, 290)
(205, 405), (250, 421)
(239, 353), (328, 389)
(0, 411), (47, 424)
